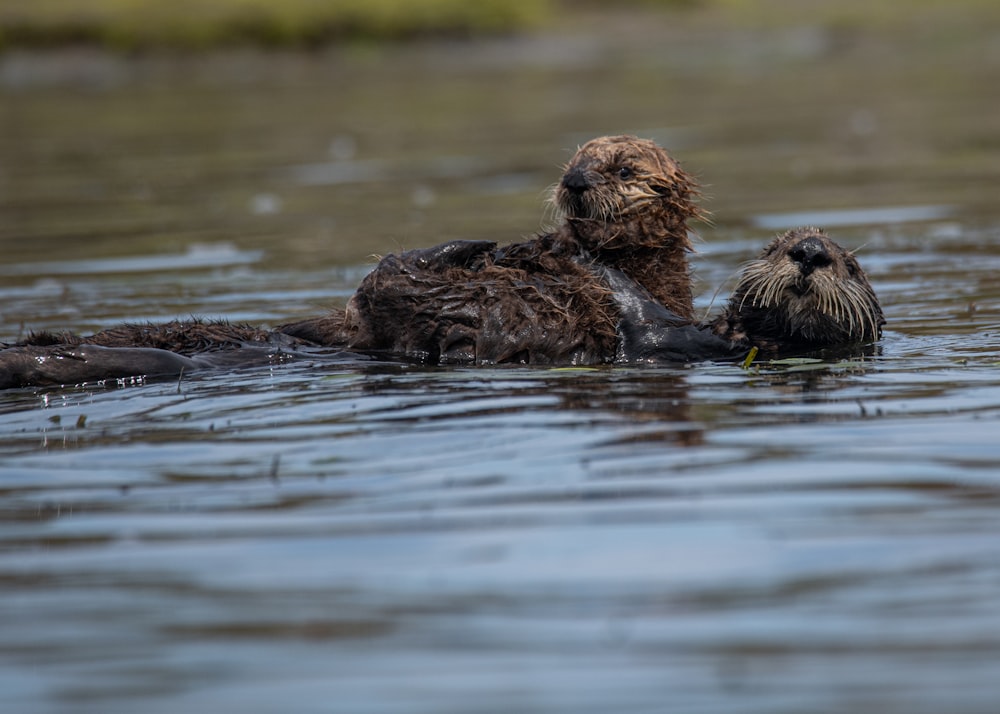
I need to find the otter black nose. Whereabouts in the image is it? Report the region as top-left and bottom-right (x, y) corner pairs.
(788, 236), (832, 275)
(561, 167), (589, 193)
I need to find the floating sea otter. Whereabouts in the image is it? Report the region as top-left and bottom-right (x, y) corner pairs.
(710, 227), (884, 355)
(0, 137), (883, 388)
(283, 134), (704, 363)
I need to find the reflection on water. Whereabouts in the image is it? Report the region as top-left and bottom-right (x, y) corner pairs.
(3, 354), (1000, 713)
(3, 6), (1000, 713)
(751, 204), (955, 230)
(0, 242), (264, 277)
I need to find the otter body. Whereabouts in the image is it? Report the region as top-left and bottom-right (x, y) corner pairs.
(0, 139), (884, 389)
(285, 135), (703, 365)
(0, 320), (310, 389)
(327, 237), (619, 365)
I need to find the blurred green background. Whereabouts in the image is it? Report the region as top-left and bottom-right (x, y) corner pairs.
(2, 0), (994, 50)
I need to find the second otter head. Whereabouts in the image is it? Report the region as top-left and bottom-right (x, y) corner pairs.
(728, 227), (885, 348)
(553, 135), (700, 225)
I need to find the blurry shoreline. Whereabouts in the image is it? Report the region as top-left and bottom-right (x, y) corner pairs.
(1, 0), (998, 56)
(0, 0), (550, 51)
(3, 0), (999, 91)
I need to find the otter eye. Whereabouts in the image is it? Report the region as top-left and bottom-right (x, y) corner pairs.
(618, 166), (633, 180)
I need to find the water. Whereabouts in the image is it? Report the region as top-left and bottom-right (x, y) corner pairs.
(3, 8), (1000, 713)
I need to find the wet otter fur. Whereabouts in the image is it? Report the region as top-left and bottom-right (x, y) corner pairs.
(283, 134), (702, 364)
(0, 227), (883, 387)
(0, 139), (885, 388)
(711, 227), (884, 356)
(29, 319), (279, 354)
(318, 224), (884, 365)
(0, 319), (306, 389)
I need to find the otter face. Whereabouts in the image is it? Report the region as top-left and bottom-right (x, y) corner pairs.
(553, 135), (698, 222)
(730, 227), (884, 346)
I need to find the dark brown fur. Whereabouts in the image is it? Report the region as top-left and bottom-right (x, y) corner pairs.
(29, 319), (279, 355)
(332, 238), (618, 364)
(711, 227), (884, 355)
(552, 135), (702, 319)
(284, 134), (702, 364)
(0, 142), (886, 388)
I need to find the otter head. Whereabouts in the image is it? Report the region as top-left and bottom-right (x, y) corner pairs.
(553, 135), (700, 227)
(728, 228), (884, 347)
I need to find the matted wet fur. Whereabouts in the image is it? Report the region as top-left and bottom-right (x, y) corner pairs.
(0, 227), (884, 388)
(711, 227), (884, 356)
(28, 319), (279, 355)
(1, 135), (705, 383)
(0, 319), (305, 389)
(328, 238), (620, 364)
(283, 134), (703, 364)
(0, 141), (886, 388)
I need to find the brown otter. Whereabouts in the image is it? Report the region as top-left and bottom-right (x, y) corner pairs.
(282, 134), (702, 363)
(3, 134), (708, 386)
(0, 226), (882, 388)
(709, 227), (885, 356)
(0, 320), (308, 389)
(0, 141), (884, 388)
(3, 134), (701, 375)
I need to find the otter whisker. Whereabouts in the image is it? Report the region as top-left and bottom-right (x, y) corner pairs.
(845, 281), (879, 340)
(838, 290), (856, 335)
(606, 192), (624, 222)
(764, 273), (787, 308)
(825, 282), (839, 323)
(868, 304), (881, 341)
(851, 285), (870, 337)
(737, 261), (781, 310)
(713, 227), (884, 354)
(813, 281), (828, 316)
(737, 269), (772, 311)
(753, 275), (778, 309)
(542, 181), (564, 226)
(841, 295), (856, 335)
(758, 280), (775, 309)
(844, 283), (864, 332)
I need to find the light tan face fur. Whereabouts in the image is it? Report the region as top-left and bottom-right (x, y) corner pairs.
(552, 135), (695, 221)
(732, 228), (884, 343)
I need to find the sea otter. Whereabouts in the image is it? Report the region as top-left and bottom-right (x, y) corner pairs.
(0, 226), (883, 388)
(710, 227), (885, 356)
(0, 140), (884, 388)
(280, 134), (702, 364)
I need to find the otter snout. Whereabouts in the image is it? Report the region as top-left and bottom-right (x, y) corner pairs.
(788, 236), (832, 276)
(561, 167), (590, 193)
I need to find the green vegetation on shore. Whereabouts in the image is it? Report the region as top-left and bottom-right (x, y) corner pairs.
(0, 0), (554, 50)
(2, 0), (997, 51)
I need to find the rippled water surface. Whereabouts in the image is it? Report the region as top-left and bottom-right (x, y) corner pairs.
(3, 8), (1000, 713)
